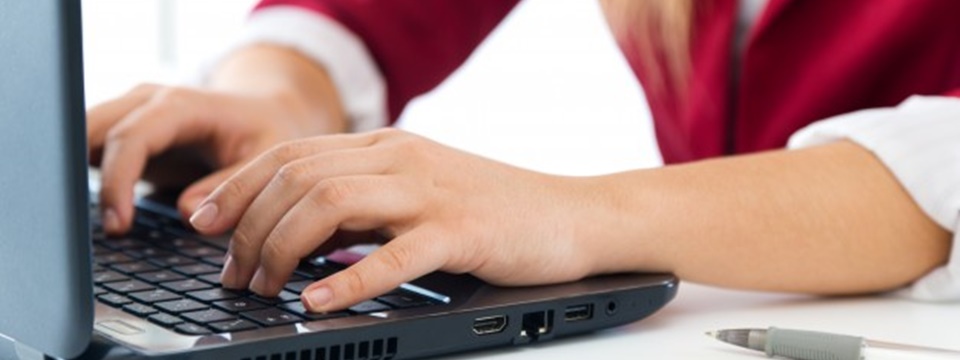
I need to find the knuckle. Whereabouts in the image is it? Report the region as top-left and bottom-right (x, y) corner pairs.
(260, 236), (287, 263)
(104, 125), (130, 143)
(152, 86), (193, 106)
(275, 162), (312, 189)
(371, 127), (401, 139)
(379, 246), (413, 274)
(230, 227), (257, 257)
(393, 133), (428, 153)
(127, 83), (160, 97)
(309, 179), (353, 209)
(267, 140), (308, 165)
(218, 178), (246, 200)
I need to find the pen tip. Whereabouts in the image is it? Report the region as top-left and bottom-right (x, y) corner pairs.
(705, 331), (717, 338)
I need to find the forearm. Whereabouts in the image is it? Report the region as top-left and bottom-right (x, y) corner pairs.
(586, 141), (950, 295)
(208, 44), (348, 134)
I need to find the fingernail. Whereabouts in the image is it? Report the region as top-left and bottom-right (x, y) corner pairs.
(103, 208), (120, 233)
(250, 269), (269, 294)
(305, 286), (333, 310)
(189, 202), (218, 230)
(220, 255), (238, 288)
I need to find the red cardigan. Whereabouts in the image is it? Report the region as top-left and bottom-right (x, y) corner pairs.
(255, 0), (960, 164)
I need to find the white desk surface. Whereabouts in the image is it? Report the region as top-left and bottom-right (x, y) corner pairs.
(448, 283), (960, 359)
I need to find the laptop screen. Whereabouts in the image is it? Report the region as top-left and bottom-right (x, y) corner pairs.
(0, 0), (93, 358)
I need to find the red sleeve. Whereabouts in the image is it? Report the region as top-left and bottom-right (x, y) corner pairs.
(948, 89), (960, 98)
(255, 0), (520, 122)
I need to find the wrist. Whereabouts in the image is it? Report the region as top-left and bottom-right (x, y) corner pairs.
(208, 44), (348, 135)
(563, 172), (675, 277)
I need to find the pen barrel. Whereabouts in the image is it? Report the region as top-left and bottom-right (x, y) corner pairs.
(766, 328), (864, 360)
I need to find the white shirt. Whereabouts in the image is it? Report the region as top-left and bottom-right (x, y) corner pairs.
(205, 1), (960, 302)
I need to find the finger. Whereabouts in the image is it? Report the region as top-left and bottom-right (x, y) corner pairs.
(301, 229), (446, 312)
(217, 148), (395, 289)
(98, 93), (217, 233)
(178, 162), (247, 221)
(191, 133), (381, 235)
(87, 84), (159, 155)
(243, 175), (421, 296)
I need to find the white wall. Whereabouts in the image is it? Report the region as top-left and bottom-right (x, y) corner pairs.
(82, 0), (662, 176)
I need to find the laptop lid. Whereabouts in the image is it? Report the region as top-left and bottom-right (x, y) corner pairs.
(0, 0), (93, 358)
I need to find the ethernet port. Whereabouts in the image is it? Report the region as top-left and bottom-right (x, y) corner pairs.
(520, 310), (553, 340)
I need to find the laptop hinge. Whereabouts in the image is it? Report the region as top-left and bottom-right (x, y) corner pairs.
(14, 342), (55, 360)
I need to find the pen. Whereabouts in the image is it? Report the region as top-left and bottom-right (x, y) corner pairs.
(707, 327), (960, 360)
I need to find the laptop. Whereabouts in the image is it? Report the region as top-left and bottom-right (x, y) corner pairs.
(0, 1), (678, 359)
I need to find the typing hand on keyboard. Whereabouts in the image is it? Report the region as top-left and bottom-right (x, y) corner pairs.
(86, 52), (349, 236)
(188, 129), (605, 313)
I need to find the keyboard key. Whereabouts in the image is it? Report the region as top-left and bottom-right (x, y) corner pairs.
(110, 262), (160, 275)
(172, 263), (220, 276)
(97, 293), (132, 307)
(213, 299), (267, 313)
(93, 270), (128, 284)
(129, 289), (181, 304)
(92, 245), (111, 256)
(377, 293), (432, 309)
(209, 319), (259, 333)
(129, 227), (169, 242)
(161, 279), (213, 293)
(125, 247), (173, 259)
(182, 309), (235, 324)
(148, 313), (184, 327)
(99, 238), (145, 251)
(296, 266), (337, 280)
(147, 255), (197, 268)
(94, 253), (135, 265)
(155, 299), (208, 314)
(284, 280), (314, 294)
(201, 256), (226, 267)
(135, 270), (187, 284)
(186, 288), (243, 302)
(93, 286), (108, 296)
(174, 323), (212, 336)
(179, 247), (224, 259)
(103, 280), (154, 294)
(134, 214), (161, 229)
(122, 303), (159, 317)
(241, 308), (302, 327)
(281, 302), (350, 321)
(196, 273), (222, 286)
(136, 209), (177, 227)
(349, 300), (391, 314)
(155, 237), (202, 250)
(250, 291), (300, 305)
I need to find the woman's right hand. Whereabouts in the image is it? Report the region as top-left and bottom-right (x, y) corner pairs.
(88, 80), (344, 234)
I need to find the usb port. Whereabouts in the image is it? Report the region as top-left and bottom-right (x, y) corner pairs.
(472, 315), (507, 335)
(564, 304), (593, 322)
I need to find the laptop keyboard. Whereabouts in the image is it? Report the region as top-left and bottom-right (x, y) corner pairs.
(91, 205), (438, 336)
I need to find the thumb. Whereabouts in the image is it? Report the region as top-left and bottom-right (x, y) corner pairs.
(177, 163), (245, 228)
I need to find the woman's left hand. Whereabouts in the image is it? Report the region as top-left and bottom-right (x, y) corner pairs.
(190, 128), (618, 312)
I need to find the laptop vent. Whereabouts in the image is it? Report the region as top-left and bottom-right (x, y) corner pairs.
(240, 337), (398, 360)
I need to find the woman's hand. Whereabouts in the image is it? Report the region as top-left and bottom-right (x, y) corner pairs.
(88, 45), (347, 234)
(190, 129), (613, 312)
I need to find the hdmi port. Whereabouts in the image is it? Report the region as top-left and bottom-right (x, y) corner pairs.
(472, 315), (507, 335)
(564, 304), (593, 322)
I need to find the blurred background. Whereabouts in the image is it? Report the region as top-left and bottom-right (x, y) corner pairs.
(82, 0), (662, 176)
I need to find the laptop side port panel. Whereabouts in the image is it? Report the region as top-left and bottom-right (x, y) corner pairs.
(472, 315), (508, 335)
